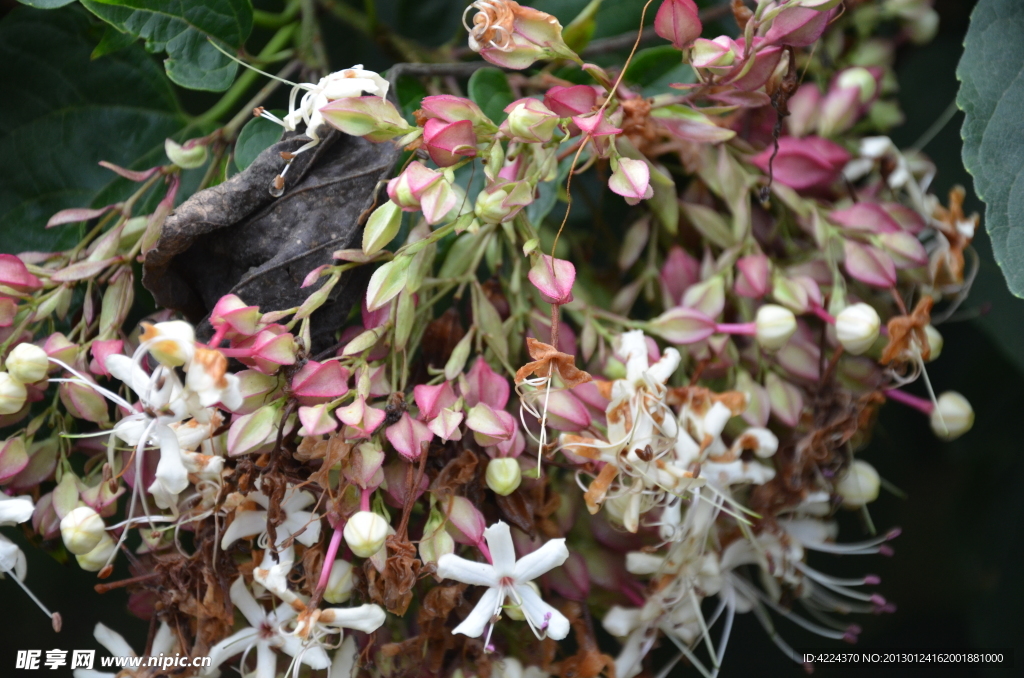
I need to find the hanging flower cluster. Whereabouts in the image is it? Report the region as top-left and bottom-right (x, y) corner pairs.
(0, 0), (970, 677)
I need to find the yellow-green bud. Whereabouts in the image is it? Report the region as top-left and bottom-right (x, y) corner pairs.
(485, 457), (522, 496)
(343, 511), (389, 558)
(60, 505), (106, 555)
(5, 343), (49, 384)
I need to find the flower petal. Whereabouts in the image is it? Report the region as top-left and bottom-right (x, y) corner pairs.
(203, 628), (259, 674)
(92, 623), (136, 658)
(512, 538), (569, 583)
(319, 603), (387, 633)
(483, 521), (517, 579)
(436, 553), (499, 587)
(229, 577), (267, 628)
(452, 586), (502, 638)
(221, 509), (269, 550)
(515, 583), (570, 640)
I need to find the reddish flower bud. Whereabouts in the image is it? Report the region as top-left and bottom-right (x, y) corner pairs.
(528, 255), (576, 305)
(765, 6), (836, 47)
(750, 136), (850, 191)
(413, 382), (458, 421)
(89, 339), (124, 377)
(661, 246), (700, 305)
(420, 95), (493, 129)
(422, 119), (478, 167)
(386, 412), (433, 460)
(291, 360), (350, 404)
(735, 254), (770, 298)
(462, 357), (510, 409)
(654, 0), (702, 50)
(543, 85), (598, 117)
(0, 254), (42, 292)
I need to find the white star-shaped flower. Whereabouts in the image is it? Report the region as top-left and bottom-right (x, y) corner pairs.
(436, 521), (570, 643)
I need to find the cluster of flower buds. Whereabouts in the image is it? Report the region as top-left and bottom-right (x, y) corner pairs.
(0, 0), (975, 677)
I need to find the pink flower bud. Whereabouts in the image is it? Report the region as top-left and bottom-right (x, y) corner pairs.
(647, 306), (717, 345)
(474, 179), (533, 224)
(0, 254), (42, 292)
(337, 396), (386, 439)
(750, 136), (850, 190)
(765, 6), (836, 47)
(765, 372), (803, 427)
(0, 437), (29, 482)
(572, 112), (622, 137)
(878, 231), (928, 269)
(413, 382), (458, 421)
(428, 408), (464, 442)
(291, 360), (350, 404)
(7, 438), (58, 492)
(386, 412), (433, 460)
(420, 95), (493, 129)
(818, 68), (880, 137)
(386, 161), (456, 225)
(545, 551), (590, 601)
(227, 405), (278, 456)
(542, 391), (592, 432)
(609, 158), (653, 205)
(210, 295), (261, 338)
(422, 119), (478, 167)
(883, 203), (927, 234)
(501, 98), (560, 143)
(544, 85), (598, 117)
(691, 37), (737, 72)
(843, 240), (897, 288)
(43, 333), (78, 366)
(829, 202), (901, 234)
(528, 255), (576, 305)
(466, 402), (516, 446)
(735, 254), (770, 298)
(32, 492), (60, 541)
(381, 460), (429, 507)
(462, 357), (510, 408)
(654, 0), (702, 50)
(726, 39), (784, 91)
(466, 1), (578, 70)
(237, 328), (297, 373)
(776, 331), (821, 381)
(444, 495), (485, 545)
(89, 339), (124, 377)
(59, 379), (109, 424)
(320, 96), (413, 142)
(298, 404), (339, 436)
(785, 84), (821, 137)
(387, 161), (442, 210)
(660, 246), (700, 305)
(361, 295), (391, 331)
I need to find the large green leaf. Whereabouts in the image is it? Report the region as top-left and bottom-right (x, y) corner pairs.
(16, 0), (77, 7)
(0, 7), (187, 253)
(81, 0), (253, 91)
(958, 0), (1024, 297)
(468, 67), (515, 125)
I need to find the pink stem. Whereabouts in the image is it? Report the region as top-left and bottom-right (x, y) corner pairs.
(715, 321), (757, 336)
(885, 388), (933, 414)
(360, 487), (371, 512)
(215, 348), (253, 358)
(476, 539), (493, 564)
(811, 305), (837, 325)
(207, 324), (228, 349)
(317, 522), (345, 590)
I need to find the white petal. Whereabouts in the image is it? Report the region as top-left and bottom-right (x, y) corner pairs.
(319, 603), (386, 633)
(511, 538), (568, 583)
(256, 641), (278, 678)
(436, 554), (498, 587)
(278, 634), (331, 669)
(330, 635), (358, 678)
(516, 584), (570, 640)
(282, 487), (315, 512)
(451, 586), (501, 638)
(93, 622), (137, 658)
(647, 347), (681, 384)
(220, 509), (269, 550)
(0, 537), (26, 579)
(602, 606), (643, 637)
(151, 621), (176, 655)
(203, 628), (258, 675)
(483, 521), (517, 579)
(73, 670), (116, 678)
(229, 577), (267, 628)
(282, 510), (321, 547)
(0, 494), (34, 525)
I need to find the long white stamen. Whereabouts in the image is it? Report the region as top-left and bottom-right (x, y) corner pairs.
(2, 562), (58, 624)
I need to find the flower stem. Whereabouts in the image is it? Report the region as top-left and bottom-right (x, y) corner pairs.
(885, 388), (933, 414)
(316, 521), (346, 591)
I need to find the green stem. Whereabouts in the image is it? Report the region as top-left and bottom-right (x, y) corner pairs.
(198, 23), (299, 126)
(253, 0), (301, 29)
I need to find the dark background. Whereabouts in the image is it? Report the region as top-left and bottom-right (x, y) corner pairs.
(1, 1), (1022, 677)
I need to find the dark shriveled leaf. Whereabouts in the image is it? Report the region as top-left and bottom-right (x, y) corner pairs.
(143, 129), (399, 349)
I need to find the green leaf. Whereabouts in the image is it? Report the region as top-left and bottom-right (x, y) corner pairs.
(625, 46), (684, 87)
(958, 0), (1024, 297)
(81, 0), (253, 91)
(234, 112), (284, 172)
(468, 67), (515, 125)
(0, 7), (187, 253)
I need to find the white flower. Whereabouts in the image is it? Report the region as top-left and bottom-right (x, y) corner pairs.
(436, 520), (571, 642)
(204, 578), (331, 676)
(73, 621), (177, 678)
(0, 492), (34, 580)
(283, 65), (389, 134)
(220, 480), (322, 552)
